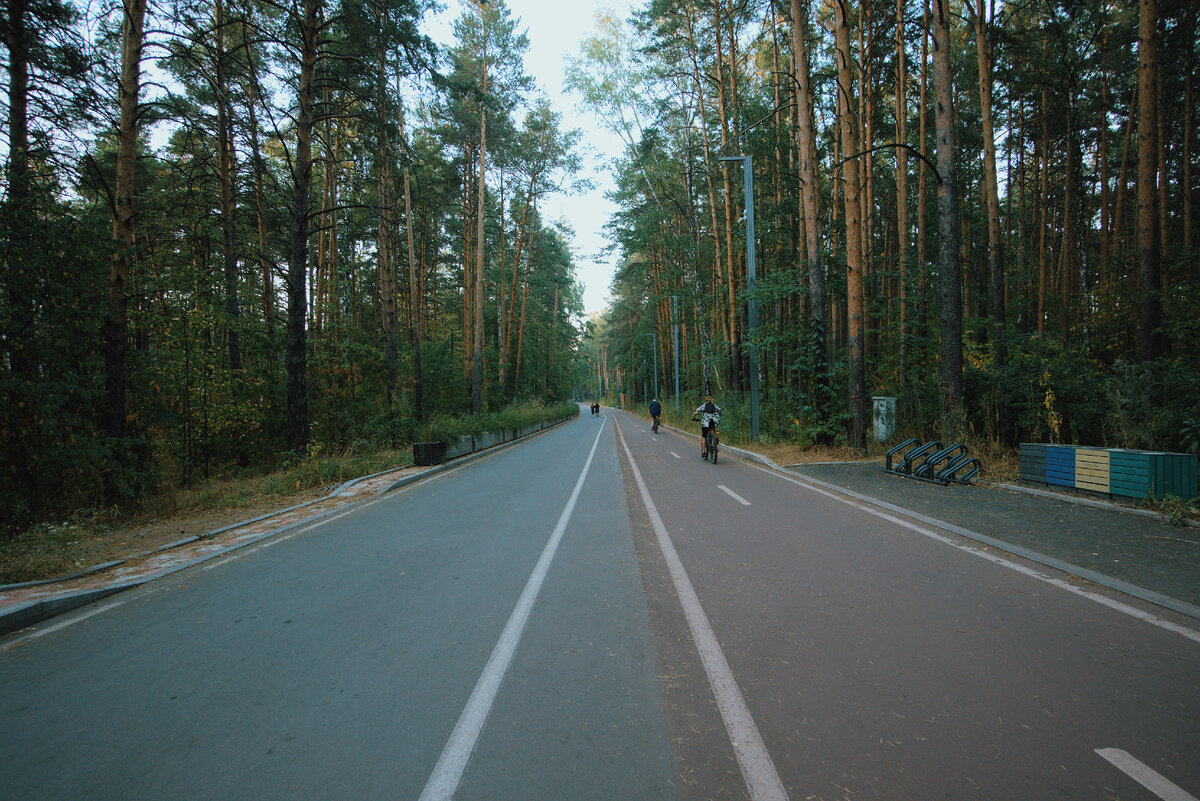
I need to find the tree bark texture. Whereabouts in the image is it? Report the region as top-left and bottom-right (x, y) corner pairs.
(931, 0), (964, 442)
(107, 0), (147, 441)
(834, 0), (867, 454)
(286, 0), (320, 453)
(973, 0), (1005, 366)
(1136, 0), (1164, 361)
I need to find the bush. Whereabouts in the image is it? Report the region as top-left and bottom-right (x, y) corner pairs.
(418, 401), (579, 445)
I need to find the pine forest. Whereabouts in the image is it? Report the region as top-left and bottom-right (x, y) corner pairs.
(1, 0), (1198, 535)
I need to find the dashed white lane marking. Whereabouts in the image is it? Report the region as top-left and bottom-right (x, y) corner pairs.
(751, 463), (1200, 645)
(670, 451), (681, 459)
(418, 418), (607, 801)
(617, 423), (789, 801)
(718, 485), (752, 506)
(1096, 749), (1199, 801)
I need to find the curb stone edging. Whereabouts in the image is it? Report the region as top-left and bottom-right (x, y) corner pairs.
(0, 413), (578, 637)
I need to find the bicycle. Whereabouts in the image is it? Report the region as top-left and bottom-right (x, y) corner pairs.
(651, 415), (660, 433)
(705, 428), (719, 464)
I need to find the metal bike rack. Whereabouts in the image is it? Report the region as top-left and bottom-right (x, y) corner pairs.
(885, 439), (981, 486)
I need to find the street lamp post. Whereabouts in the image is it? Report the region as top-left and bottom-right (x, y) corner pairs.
(719, 155), (760, 438)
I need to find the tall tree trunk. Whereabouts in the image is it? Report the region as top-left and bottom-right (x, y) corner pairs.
(683, 2), (728, 371)
(462, 155), (475, 390)
(1038, 89), (1049, 334)
(214, 0), (241, 373)
(473, 59), (487, 412)
(376, 23), (398, 406)
(1136, 0), (1164, 360)
(107, 0), (147, 442)
(379, 150), (397, 404)
(1061, 111), (1076, 339)
(1185, 7), (1195, 251)
(513, 231), (534, 396)
(858, 0), (875, 370)
(973, 0), (1005, 366)
(245, 69), (274, 345)
(400, 99), (423, 419)
(834, 0), (867, 454)
(713, 6), (741, 388)
(931, 0), (964, 442)
(286, 0), (319, 453)
(1099, 75), (1111, 292)
(894, 0), (910, 393)
(5, 0), (39, 512)
(790, 0), (829, 429)
(916, 7), (930, 341)
(5, 0), (30, 209)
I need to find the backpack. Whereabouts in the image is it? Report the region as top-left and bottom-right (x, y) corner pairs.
(704, 401), (716, 414)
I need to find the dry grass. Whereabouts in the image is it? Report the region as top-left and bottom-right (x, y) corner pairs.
(747, 441), (869, 466)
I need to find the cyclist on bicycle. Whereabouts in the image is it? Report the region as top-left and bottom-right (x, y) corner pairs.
(692, 395), (721, 460)
(649, 398), (662, 432)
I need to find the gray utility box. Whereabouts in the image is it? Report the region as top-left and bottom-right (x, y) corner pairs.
(872, 396), (897, 442)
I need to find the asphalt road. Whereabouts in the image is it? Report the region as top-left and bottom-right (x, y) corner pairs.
(2, 405), (1198, 801)
(613, 407), (1200, 801)
(0, 411), (673, 800)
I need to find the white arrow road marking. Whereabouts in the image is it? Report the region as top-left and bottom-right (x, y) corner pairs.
(1096, 749), (1199, 801)
(718, 485), (751, 506)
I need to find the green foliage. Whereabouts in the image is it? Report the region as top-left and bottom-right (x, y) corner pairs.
(0, 194), (126, 531)
(0, 518), (88, 585)
(962, 335), (1200, 453)
(418, 401), (579, 445)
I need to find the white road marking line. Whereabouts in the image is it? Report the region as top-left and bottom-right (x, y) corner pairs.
(0, 601), (126, 651)
(670, 451), (681, 459)
(418, 418), (607, 801)
(617, 423), (789, 801)
(1096, 748), (1199, 801)
(719, 485), (752, 506)
(751, 464), (1200, 645)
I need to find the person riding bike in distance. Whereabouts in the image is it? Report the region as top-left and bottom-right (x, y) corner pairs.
(692, 395), (721, 460)
(649, 398), (662, 432)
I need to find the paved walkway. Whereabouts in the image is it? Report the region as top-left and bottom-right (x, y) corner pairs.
(5, 438), (1198, 638)
(785, 461), (1200, 615)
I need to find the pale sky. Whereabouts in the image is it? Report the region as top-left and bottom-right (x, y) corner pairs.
(425, 0), (640, 316)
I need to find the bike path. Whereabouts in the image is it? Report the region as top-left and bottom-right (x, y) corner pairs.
(613, 409), (1200, 801)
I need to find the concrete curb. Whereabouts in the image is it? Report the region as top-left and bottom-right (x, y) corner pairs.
(0, 413), (578, 637)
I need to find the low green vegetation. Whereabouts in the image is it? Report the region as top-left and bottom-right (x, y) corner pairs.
(0, 403), (579, 584)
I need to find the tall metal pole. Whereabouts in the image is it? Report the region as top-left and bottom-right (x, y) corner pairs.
(672, 295), (680, 416)
(719, 155), (760, 438)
